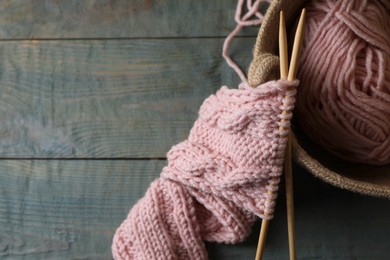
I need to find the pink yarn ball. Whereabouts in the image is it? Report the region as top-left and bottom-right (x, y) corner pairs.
(296, 0), (390, 165)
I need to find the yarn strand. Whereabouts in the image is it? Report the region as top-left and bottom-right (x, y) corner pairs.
(222, 0), (270, 84)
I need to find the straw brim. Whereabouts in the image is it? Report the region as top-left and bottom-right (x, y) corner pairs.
(248, 0), (390, 198)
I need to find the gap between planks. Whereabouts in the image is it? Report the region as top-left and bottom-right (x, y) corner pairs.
(0, 35), (257, 42)
(0, 157), (167, 160)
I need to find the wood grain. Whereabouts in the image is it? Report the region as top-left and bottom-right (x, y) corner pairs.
(1, 161), (389, 259)
(208, 165), (390, 260)
(0, 38), (253, 158)
(0, 0), (266, 39)
(0, 159), (164, 259)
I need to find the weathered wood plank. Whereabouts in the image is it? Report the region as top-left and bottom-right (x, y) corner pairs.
(1, 161), (389, 259)
(0, 38), (253, 158)
(208, 165), (390, 259)
(0, 159), (164, 259)
(0, 0), (266, 39)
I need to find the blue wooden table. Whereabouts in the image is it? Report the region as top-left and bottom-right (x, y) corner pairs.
(0, 1), (389, 259)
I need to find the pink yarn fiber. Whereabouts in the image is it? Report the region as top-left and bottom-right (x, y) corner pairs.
(297, 0), (390, 165)
(112, 80), (298, 259)
(222, 0), (271, 84)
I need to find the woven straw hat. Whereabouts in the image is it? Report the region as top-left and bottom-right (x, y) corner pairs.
(247, 0), (390, 197)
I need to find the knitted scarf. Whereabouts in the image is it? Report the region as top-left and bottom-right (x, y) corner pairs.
(112, 79), (298, 259)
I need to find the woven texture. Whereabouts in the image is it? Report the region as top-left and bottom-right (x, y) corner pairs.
(247, 0), (390, 197)
(112, 80), (298, 259)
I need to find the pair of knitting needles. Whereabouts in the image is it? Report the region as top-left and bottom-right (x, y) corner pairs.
(255, 9), (306, 260)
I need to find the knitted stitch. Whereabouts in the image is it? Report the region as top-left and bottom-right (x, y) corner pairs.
(112, 79), (298, 259)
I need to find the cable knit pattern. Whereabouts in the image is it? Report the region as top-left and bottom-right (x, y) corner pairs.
(112, 79), (298, 260)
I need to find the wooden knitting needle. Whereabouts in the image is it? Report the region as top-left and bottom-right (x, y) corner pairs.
(279, 11), (289, 80)
(254, 9), (306, 260)
(254, 11), (288, 260)
(288, 9), (306, 81)
(284, 8), (306, 260)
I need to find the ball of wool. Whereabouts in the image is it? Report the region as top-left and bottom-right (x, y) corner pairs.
(296, 0), (390, 165)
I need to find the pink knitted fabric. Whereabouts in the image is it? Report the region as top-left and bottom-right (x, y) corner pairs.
(112, 79), (298, 259)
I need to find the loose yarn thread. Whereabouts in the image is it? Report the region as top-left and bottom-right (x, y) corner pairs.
(222, 0), (271, 84)
(296, 0), (390, 165)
